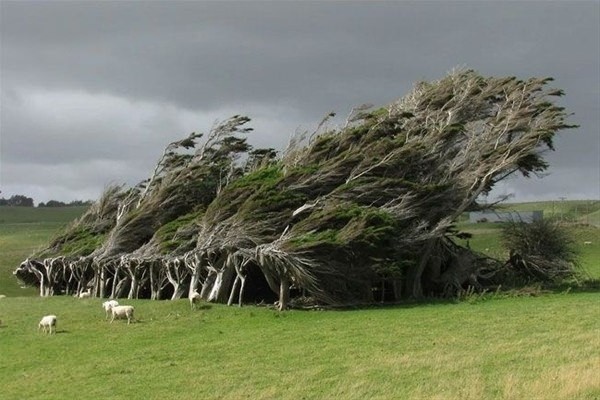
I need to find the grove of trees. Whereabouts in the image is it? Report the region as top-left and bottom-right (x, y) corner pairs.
(0, 195), (34, 207)
(14, 69), (580, 309)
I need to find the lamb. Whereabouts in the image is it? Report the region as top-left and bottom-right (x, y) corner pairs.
(102, 300), (119, 319)
(39, 315), (57, 334)
(110, 305), (135, 324)
(189, 291), (202, 310)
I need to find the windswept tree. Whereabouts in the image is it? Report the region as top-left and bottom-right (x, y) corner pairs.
(15, 69), (577, 306)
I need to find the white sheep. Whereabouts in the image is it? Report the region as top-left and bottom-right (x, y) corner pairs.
(78, 288), (92, 298)
(39, 315), (57, 334)
(110, 305), (135, 324)
(189, 291), (202, 310)
(102, 300), (119, 319)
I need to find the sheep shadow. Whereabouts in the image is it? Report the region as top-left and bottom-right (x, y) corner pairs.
(39, 329), (68, 334)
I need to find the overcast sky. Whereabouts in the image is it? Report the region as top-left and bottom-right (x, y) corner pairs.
(1, 1), (599, 204)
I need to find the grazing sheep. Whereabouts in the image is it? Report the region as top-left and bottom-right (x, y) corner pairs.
(110, 305), (135, 324)
(583, 241), (592, 245)
(189, 291), (202, 310)
(78, 288), (92, 298)
(0, 294), (6, 299)
(102, 300), (119, 319)
(39, 315), (57, 334)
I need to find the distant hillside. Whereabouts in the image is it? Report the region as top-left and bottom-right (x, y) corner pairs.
(498, 200), (600, 226)
(0, 206), (89, 225)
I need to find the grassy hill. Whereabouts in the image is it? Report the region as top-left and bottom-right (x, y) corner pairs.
(498, 200), (600, 226)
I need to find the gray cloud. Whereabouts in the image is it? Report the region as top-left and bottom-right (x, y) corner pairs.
(1, 1), (598, 203)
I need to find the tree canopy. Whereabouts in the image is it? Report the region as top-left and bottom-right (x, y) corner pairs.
(15, 69), (577, 308)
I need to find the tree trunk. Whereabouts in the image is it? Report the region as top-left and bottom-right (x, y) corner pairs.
(238, 275), (246, 307)
(227, 275), (240, 306)
(110, 267), (121, 299)
(38, 272), (47, 297)
(188, 255), (204, 299)
(405, 238), (437, 299)
(128, 272), (139, 299)
(171, 285), (185, 300)
(149, 263), (158, 300)
(99, 265), (106, 298)
(278, 276), (290, 311)
(215, 265), (235, 303)
(207, 270), (223, 302)
(43, 260), (53, 296)
(115, 277), (129, 298)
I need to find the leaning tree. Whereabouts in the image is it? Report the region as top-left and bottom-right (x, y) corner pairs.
(15, 69), (577, 307)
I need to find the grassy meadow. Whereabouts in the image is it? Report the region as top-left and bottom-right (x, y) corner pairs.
(0, 203), (599, 399)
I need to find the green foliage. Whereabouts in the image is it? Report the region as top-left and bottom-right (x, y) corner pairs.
(231, 165), (283, 188)
(290, 205), (396, 255)
(50, 227), (105, 257)
(502, 218), (581, 284)
(292, 229), (341, 246)
(154, 208), (205, 253)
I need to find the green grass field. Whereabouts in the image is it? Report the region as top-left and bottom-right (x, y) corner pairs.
(0, 203), (599, 399)
(1, 293), (599, 400)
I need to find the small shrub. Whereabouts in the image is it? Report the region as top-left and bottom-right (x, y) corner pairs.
(501, 218), (581, 284)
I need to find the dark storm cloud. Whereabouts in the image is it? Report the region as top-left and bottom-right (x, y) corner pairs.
(1, 1), (598, 202)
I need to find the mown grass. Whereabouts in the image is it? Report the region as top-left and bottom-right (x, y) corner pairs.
(0, 294), (598, 400)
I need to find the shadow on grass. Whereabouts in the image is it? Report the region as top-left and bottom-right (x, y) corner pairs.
(289, 282), (600, 312)
(293, 298), (457, 312)
(549, 281), (600, 294)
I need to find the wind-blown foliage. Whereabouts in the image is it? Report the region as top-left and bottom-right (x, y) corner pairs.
(15, 69), (577, 308)
(501, 218), (580, 284)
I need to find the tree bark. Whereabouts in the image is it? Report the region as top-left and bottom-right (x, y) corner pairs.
(227, 275), (240, 306)
(110, 266), (121, 299)
(188, 254), (204, 299)
(165, 258), (187, 300)
(278, 276), (290, 311)
(405, 238), (437, 299)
